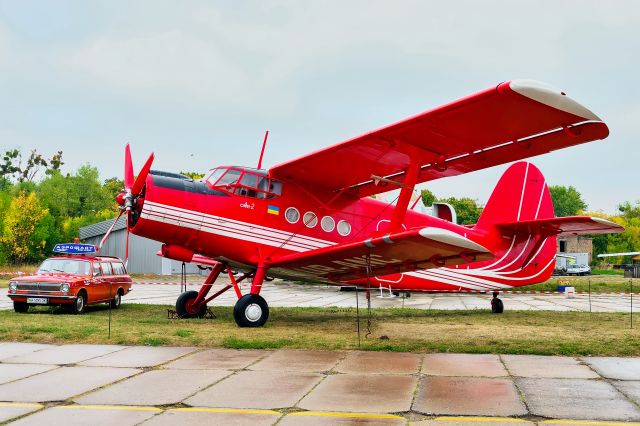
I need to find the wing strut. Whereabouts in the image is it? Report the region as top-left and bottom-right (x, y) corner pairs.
(389, 156), (421, 232)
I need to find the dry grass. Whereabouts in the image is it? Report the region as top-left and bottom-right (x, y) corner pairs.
(0, 304), (638, 356)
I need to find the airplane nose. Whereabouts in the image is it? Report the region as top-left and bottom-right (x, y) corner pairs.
(115, 192), (126, 206)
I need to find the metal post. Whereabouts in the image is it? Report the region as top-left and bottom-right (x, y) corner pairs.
(108, 281), (112, 339)
(588, 279), (591, 313)
(631, 279), (634, 330)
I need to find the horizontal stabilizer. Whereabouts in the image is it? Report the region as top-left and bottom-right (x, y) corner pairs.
(497, 216), (623, 237)
(267, 227), (493, 283)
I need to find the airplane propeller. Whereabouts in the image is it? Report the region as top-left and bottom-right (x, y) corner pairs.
(100, 144), (154, 267)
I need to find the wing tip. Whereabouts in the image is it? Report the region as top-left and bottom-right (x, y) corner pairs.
(506, 79), (602, 122)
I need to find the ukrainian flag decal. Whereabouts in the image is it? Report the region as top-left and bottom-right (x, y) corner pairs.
(267, 205), (280, 215)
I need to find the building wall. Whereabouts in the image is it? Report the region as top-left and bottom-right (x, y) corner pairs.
(557, 236), (594, 263)
(82, 229), (203, 275)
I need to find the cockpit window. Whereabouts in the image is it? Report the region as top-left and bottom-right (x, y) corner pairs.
(205, 167), (282, 199)
(216, 169), (242, 186)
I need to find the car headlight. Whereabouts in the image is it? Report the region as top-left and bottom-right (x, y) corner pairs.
(60, 283), (70, 294)
(8, 282), (17, 293)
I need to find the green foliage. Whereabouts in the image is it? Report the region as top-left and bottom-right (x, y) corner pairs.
(0, 192), (50, 264)
(0, 151), (119, 265)
(549, 185), (587, 217)
(180, 171), (205, 180)
(420, 189), (436, 207)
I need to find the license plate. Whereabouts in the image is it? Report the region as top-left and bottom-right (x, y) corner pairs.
(27, 297), (48, 304)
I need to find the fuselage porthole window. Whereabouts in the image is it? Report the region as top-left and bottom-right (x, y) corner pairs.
(337, 220), (351, 236)
(321, 216), (335, 232)
(303, 212), (318, 228)
(285, 207), (300, 224)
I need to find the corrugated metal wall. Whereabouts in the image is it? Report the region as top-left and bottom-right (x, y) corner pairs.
(82, 228), (203, 275)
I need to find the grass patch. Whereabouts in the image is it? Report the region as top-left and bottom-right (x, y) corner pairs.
(508, 276), (637, 293)
(0, 303), (639, 356)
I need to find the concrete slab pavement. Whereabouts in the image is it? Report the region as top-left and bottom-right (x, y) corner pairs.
(9, 406), (159, 426)
(184, 370), (322, 409)
(502, 354), (599, 379)
(75, 369), (232, 406)
(422, 353), (507, 377)
(2, 344), (125, 365)
(516, 377), (640, 421)
(78, 345), (195, 368)
(0, 366), (140, 402)
(0, 343), (637, 423)
(413, 377), (526, 417)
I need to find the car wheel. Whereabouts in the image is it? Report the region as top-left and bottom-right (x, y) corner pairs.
(110, 291), (122, 309)
(70, 292), (87, 315)
(13, 302), (28, 313)
(233, 294), (269, 327)
(175, 291), (207, 318)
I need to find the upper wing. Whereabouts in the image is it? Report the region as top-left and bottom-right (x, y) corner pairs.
(267, 227), (493, 283)
(270, 80), (608, 199)
(497, 216), (623, 237)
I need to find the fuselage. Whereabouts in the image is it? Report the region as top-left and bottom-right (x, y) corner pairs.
(129, 167), (555, 292)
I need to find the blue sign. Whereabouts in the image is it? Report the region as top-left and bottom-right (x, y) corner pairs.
(53, 243), (97, 255)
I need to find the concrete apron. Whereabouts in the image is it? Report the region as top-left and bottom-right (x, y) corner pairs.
(0, 342), (639, 424)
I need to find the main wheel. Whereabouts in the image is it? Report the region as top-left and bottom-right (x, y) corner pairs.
(70, 292), (87, 315)
(13, 302), (28, 313)
(233, 294), (269, 327)
(491, 297), (504, 314)
(110, 291), (122, 309)
(176, 291), (207, 318)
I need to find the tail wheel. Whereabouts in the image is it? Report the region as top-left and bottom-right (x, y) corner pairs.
(176, 290), (207, 318)
(110, 291), (122, 309)
(13, 302), (28, 313)
(233, 294), (269, 327)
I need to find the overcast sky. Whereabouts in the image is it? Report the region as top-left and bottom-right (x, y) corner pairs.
(0, 1), (637, 213)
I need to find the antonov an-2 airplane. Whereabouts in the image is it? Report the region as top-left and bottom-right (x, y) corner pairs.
(100, 79), (622, 327)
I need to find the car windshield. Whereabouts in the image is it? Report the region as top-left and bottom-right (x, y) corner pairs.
(38, 259), (91, 275)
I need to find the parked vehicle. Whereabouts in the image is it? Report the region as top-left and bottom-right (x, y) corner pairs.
(565, 264), (591, 276)
(7, 243), (132, 314)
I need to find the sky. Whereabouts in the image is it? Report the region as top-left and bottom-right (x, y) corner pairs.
(0, 0), (637, 213)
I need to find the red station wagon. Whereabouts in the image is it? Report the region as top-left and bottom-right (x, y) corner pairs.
(7, 245), (132, 314)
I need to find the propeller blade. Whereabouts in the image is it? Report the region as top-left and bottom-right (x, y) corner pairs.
(124, 144), (134, 189)
(125, 225), (130, 268)
(99, 211), (124, 250)
(130, 152), (154, 196)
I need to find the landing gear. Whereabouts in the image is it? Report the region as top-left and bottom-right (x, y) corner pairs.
(233, 294), (269, 327)
(176, 290), (208, 318)
(491, 291), (504, 314)
(173, 262), (270, 327)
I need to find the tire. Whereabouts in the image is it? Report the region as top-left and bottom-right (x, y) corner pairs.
(110, 291), (122, 309)
(491, 298), (504, 314)
(13, 302), (28, 313)
(70, 291), (87, 315)
(233, 294), (269, 327)
(175, 291), (207, 318)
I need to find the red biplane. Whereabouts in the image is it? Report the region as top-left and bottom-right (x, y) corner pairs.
(103, 79), (622, 327)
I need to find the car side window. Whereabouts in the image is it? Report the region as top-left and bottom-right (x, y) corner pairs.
(100, 262), (113, 276)
(92, 262), (102, 276)
(112, 262), (125, 275)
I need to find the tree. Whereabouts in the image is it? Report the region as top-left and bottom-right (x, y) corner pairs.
(180, 171), (205, 180)
(420, 189), (437, 207)
(438, 197), (483, 225)
(549, 185), (587, 217)
(1, 192), (50, 264)
(0, 148), (64, 182)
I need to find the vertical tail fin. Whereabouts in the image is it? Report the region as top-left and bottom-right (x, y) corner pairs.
(472, 161), (556, 286)
(476, 161), (554, 229)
